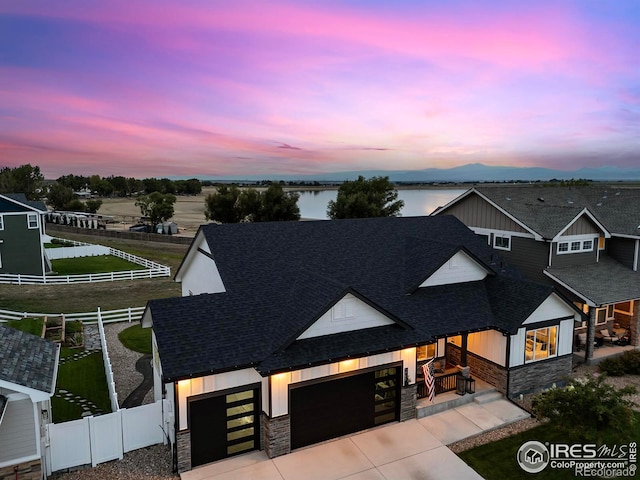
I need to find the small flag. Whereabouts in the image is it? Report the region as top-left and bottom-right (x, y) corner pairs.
(422, 358), (435, 403)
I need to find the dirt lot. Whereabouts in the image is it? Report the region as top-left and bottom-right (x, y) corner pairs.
(99, 187), (217, 236)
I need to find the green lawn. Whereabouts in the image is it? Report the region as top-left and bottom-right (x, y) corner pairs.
(118, 323), (152, 354)
(458, 412), (640, 479)
(50, 255), (145, 275)
(6, 317), (44, 336)
(52, 347), (112, 423)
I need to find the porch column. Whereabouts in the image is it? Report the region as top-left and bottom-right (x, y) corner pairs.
(460, 332), (468, 367)
(630, 300), (640, 347)
(586, 308), (596, 361)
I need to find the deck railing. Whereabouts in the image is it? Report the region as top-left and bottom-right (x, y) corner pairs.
(416, 371), (459, 399)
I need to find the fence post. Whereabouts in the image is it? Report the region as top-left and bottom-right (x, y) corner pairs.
(128, 307), (132, 323)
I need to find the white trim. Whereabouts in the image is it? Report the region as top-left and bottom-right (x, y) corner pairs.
(0, 214), (3, 231)
(0, 194), (45, 214)
(470, 227), (534, 239)
(493, 234), (511, 251)
(556, 235), (597, 255)
(608, 233), (640, 240)
(0, 454), (40, 470)
(432, 189), (544, 240)
(552, 208), (611, 241)
(525, 325), (558, 363)
(634, 239), (639, 272)
(27, 213), (39, 229)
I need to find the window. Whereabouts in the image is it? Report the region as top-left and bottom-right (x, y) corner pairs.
(556, 238), (595, 254)
(27, 213), (38, 229)
(493, 235), (510, 251)
(416, 344), (437, 361)
(595, 305), (614, 325)
(525, 326), (557, 362)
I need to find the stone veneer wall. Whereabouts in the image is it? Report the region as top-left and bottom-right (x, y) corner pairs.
(446, 344), (507, 394)
(630, 300), (639, 347)
(262, 413), (290, 458)
(176, 430), (191, 473)
(508, 355), (573, 397)
(0, 460), (41, 480)
(400, 385), (417, 421)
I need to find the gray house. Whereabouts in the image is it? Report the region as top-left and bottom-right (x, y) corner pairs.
(0, 193), (48, 276)
(432, 186), (640, 363)
(142, 216), (582, 471)
(0, 324), (59, 479)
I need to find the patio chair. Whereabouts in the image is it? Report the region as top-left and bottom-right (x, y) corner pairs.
(599, 329), (620, 345)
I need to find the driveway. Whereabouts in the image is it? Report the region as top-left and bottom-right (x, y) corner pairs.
(180, 419), (484, 480)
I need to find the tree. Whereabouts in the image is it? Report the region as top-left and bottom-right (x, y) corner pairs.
(0, 164), (44, 200)
(135, 192), (176, 225)
(327, 176), (404, 219)
(46, 183), (76, 210)
(204, 185), (243, 223)
(532, 375), (637, 442)
(84, 199), (103, 213)
(255, 183), (300, 222)
(204, 183), (300, 223)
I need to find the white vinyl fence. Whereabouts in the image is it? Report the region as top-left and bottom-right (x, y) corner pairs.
(46, 401), (168, 473)
(97, 309), (120, 412)
(0, 237), (170, 285)
(0, 306), (145, 325)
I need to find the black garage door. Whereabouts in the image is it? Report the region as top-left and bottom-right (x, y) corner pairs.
(189, 387), (259, 467)
(290, 366), (400, 450)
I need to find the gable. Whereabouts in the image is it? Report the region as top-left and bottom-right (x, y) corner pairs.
(0, 197), (31, 213)
(556, 209), (608, 239)
(419, 250), (489, 287)
(437, 191), (529, 234)
(523, 292), (577, 325)
(175, 231), (225, 296)
(297, 293), (395, 340)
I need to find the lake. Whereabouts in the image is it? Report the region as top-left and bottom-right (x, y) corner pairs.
(295, 189), (466, 219)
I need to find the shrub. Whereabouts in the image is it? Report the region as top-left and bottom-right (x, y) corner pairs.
(65, 320), (83, 334)
(599, 357), (626, 376)
(620, 350), (640, 375)
(532, 375), (637, 442)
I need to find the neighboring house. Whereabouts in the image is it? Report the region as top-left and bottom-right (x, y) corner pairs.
(432, 186), (640, 363)
(143, 216), (582, 472)
(0, 193), (49, 276)
(0, 324), (59, 480)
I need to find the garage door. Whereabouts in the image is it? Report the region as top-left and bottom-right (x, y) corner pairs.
(189, 387), (259, 467)
(290, 366), (400, 450)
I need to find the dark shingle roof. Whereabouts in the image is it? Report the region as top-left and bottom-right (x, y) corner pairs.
(149, 216), (557, 381)
(0, 193), (47, 212)
(546, 255), (640, 306)
(0, 324), (59, 393)
(473, 186), (640, 238)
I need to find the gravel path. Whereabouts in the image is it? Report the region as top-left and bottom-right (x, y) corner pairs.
(103, 322), (154, 407)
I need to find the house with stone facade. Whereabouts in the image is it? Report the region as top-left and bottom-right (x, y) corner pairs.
(0, 193), (49, 276)
(0, 324), (59, 480)
(432, 185), (640, 364)
(142, 216), (582, 472)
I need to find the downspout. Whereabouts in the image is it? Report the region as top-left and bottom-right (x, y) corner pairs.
(634, 239), (639, 272)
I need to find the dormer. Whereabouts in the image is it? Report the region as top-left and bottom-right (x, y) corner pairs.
(418, 249), (492, 288)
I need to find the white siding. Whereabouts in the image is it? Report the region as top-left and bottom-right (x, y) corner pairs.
(509, 328), (526, 368)
(466, 330), (506, 366)
(419, 250), (488, 287)
(178, 236), (225, 296)
(558, 318), (574, 356)
(523, 293), (577, 325)
(151, 332), (163, 403)
(0, 396), (37, 466)
(297, 294), (395, 339)
(176, 368), (262, 430)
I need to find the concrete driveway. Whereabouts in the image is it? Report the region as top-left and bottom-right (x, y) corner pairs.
(181, 419), (484, 480)
(181, 397), (529, 480)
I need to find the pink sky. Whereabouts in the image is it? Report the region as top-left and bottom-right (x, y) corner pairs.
(1, 1), (638, 178)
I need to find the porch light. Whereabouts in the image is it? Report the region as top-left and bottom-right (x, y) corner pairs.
(466, 377), (476, 394)
(178, 379), (191, 390)
(340, 359), (357, 372)
(456, 374), (466, 396)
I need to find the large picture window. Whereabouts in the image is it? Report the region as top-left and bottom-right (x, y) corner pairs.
(416, 344), (437, 361)
(525, 326), (557, 362)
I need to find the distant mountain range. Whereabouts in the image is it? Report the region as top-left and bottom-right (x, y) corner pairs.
(198, 163), (640, 183)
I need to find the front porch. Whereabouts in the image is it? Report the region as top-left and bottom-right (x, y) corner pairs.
(416, 377), (497, 418)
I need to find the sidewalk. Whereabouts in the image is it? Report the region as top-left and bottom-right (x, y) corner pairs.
(181, 397), (530, 480)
